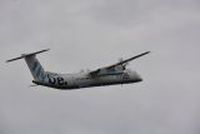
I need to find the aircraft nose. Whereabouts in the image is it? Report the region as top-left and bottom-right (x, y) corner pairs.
(137, 75), (143, 82)
(134, 72), (143, 82)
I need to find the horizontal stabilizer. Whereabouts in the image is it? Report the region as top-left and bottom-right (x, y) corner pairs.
(6, 49), (50, 63)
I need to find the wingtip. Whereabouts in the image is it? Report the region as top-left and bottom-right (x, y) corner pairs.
(45, 48), (51, 51)
(6, 60), (11, 63)
(42, 48), (50, 52)
(146, 51), (151, 54)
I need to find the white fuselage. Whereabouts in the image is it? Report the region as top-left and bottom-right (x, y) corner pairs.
(7, 49), (149, 90)
(33, 70), (142, 90)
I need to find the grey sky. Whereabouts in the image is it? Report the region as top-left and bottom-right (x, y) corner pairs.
(1, 0), (200, 134)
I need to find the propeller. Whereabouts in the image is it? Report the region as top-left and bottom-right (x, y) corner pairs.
(118, 58), (128, 70)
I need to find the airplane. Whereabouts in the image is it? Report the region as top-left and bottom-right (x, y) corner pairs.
(6, 49), (150, 90)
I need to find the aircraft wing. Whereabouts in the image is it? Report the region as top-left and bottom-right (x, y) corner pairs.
(89, 51), (150, 77)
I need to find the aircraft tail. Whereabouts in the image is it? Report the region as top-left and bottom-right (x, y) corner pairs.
(6, 49), (50, 82)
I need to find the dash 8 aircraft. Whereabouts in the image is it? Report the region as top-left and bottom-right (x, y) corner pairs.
(6, 49), (150, 90)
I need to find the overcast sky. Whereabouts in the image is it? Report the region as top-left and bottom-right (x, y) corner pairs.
(1, 0), (200, 134)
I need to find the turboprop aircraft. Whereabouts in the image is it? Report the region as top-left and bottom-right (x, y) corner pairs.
(6, 49), (150, 90)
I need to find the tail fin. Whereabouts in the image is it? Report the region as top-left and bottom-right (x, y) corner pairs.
(6, 49), (50, 82)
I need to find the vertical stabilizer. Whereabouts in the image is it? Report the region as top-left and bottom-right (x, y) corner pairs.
(6, 49), (49, 82)
(25, 55), (46, 81)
